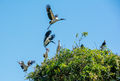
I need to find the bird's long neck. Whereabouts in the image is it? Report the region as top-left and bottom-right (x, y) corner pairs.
(58, 41), (61, 47)
(46, 50), (49, 54)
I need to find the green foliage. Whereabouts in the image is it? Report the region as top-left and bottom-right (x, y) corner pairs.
(74, 32), (88, 48)
(26, 47), (120, 81)
(26, 33), (120, 81)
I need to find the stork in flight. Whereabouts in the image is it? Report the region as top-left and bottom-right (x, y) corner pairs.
(18, 60), (35, 72)
(46, 4), (65, 29)
(44, 30), (55, 47)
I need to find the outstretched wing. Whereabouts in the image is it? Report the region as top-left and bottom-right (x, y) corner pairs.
(45, 30), (51, 38)
(27, 60), (35, 66)
(18, 61), (25, 69)
(44, 34), (55, 47)
(44, 30), (52, 43)
(46, 4), (55, 20)
(50, 34), (55, 44)
(49, 34), (55, 40)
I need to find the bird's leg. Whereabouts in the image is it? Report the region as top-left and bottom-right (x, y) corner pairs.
(47, 24), (52, 30)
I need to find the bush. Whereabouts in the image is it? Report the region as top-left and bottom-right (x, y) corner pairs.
(26, 33), (120, 81)
(26, 47), (120, 81)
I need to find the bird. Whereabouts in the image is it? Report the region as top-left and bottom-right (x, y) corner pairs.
(46, 4), (65, 29)
(80, 44), (84, 49)
(100, 40), (106, 51)
(56, 40), (61, 54)
(44, 30), (55, 47)
(43, 48), (49, 59)
(44, 30), (51, 41)
(18, 60), (35, 72)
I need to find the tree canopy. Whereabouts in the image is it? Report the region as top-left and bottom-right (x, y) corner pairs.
(26, 33), (120, 81)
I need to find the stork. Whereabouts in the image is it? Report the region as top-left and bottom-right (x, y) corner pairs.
(100, 40), (106, 51)
(80, 44), (84, 49)
(44, 30), (55, 47)
(46, 4), (65, 29)
(18, 60), (35, 72)
(43, 48), (49, 59)
(56, 40), (61, 54)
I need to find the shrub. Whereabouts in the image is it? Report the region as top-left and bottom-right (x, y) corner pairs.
(26, 47), (120, 81)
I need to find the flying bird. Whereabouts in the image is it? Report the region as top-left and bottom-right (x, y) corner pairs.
(100, 40), (106, 51)
(46, 4), (65, 29)
(43, 48), (49, 59)
(44, 30), (55, 47)
(56, 40), (61, 54)
(44, 30), (51, 41)
(18, 60), (35, 72)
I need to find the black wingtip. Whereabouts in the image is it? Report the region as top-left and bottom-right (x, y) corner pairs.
(51, 34), (55, 39)
(45, 30), (51, 37)
(51, 41), (56, 44)
(28, 60), (35, 65)
(46, 4), (51, 9)
(46, 30), (52, 34)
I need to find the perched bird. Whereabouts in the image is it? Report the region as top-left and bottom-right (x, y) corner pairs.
(44, 30), (55, 47)
(46, 4), (65, 29)
(18, 60), (35, 72)
(56, 40), (61, 54)
(80, 44), (84, 49)
(43, 48), (49, 59)
(100, 40), (106, 50)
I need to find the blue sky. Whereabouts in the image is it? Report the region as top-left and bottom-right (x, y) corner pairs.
(0, 0), (120, 81)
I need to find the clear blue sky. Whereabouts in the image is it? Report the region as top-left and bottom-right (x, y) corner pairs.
(0, 0), (120, 81)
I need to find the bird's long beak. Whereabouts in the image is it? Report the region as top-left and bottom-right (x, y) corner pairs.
(60, 18), (65, 20)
